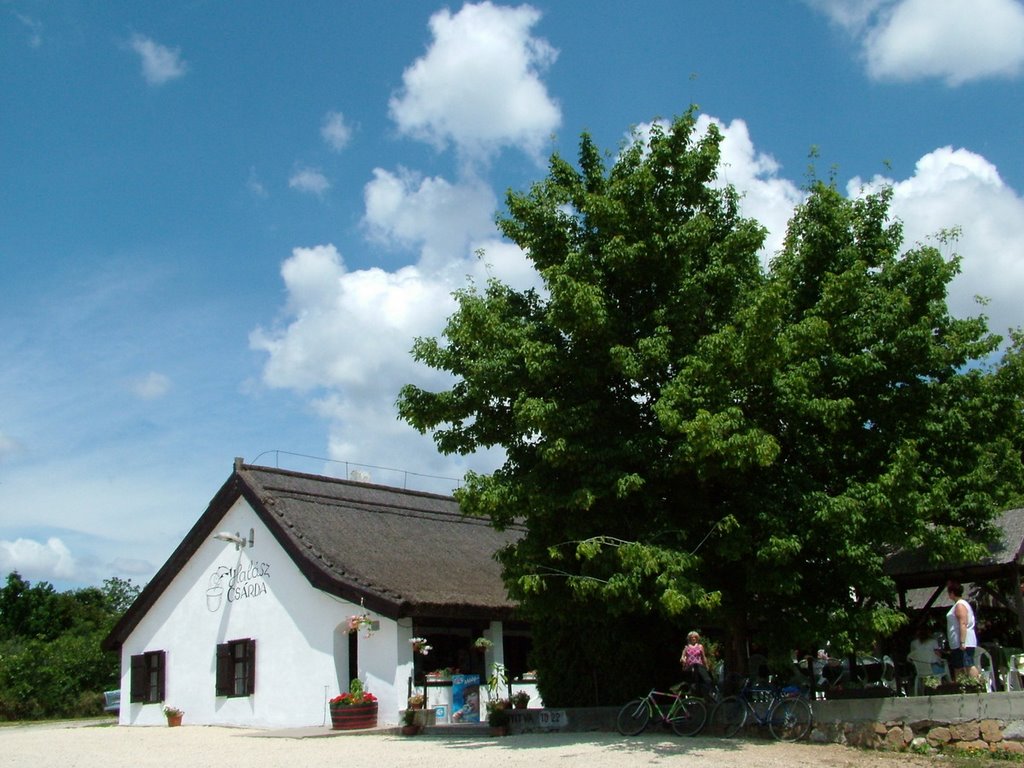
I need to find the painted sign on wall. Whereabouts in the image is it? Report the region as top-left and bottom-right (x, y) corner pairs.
(206, 561), (271, 611)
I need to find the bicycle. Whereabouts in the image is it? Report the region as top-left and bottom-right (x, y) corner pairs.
(616, 687), (708, 737)
(707, 679), (812, 741)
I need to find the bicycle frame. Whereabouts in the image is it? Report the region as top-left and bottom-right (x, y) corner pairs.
(617, 687), (708, 737)
(710, 679), (812, 741)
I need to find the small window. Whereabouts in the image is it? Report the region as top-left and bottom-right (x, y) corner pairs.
(129, 650), (166, 703)
(216, 639), (256, 697)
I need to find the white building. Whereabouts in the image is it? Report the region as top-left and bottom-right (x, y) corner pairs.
(103, 459), (537, 728)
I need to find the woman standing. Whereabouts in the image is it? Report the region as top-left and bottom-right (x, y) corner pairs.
(946, 581), (979, 681)
(680, 631), (714, 698)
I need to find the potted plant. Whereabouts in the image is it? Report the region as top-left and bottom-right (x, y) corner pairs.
(474, 637), (493, 653)
(486, 698), (511, 736)
(163, 705), (183, 727)
(329, 679), (379, 730)
(958, 673), (989, 694)
(407, 693), (425, 710)
(345, 611), (379, 637)
(409, 637), (432, 655)
(510, 690), (530, 709)
(400, 708), (420, 736)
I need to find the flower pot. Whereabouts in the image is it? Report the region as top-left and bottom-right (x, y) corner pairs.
(489, 725), (508, 737)
(401, 724), (420, 736)
(166, 713), (183, 727)
(330, 701), (379, 730)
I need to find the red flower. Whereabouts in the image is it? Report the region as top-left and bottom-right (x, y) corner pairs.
(330, 691), (377, 707)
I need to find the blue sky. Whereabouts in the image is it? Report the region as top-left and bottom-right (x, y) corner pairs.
(2, 0), (1023, 590)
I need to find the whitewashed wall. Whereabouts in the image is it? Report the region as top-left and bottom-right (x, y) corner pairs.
(117, 497), (406, 728)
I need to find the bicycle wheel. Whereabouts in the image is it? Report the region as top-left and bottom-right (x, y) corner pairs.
(768, 696), (812, 742)
(616, 697), (651, 736)
(669, 697), (708, 737)
(708, 696), (746, 737)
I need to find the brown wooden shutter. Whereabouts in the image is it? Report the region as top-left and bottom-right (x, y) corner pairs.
(245, 639), (256, 694)
(130, 654), (146, 702)
(215, 643), (231, 696)
(155, 651), (166, 702)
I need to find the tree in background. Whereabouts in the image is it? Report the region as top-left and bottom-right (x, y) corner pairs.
(398, 112), (1024, 705)
(0, 572), (140, 719)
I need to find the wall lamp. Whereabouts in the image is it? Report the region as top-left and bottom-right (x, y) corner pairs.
(213, 529), (254, 550)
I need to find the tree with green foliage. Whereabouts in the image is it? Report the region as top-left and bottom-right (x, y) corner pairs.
(398, 111), (1024, 705)
(0, 572), (140, 719)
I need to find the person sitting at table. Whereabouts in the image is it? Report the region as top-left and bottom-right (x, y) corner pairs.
(909, 625), (946, 676)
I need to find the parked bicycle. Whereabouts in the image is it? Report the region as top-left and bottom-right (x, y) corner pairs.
(616, 687), (708, 737)
(708, 679), (812, 741)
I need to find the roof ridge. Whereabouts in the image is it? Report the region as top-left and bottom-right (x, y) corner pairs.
(239, 462), (460, 502)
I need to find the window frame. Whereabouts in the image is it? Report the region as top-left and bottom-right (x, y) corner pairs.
(216, 638), (256, 697)
(129, 650), (166, 704)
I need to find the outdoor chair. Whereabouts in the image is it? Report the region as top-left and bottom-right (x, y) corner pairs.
(907, 653), (952, 695)
(977, 647), (996, 691)
(1007, 654), (1024, 691)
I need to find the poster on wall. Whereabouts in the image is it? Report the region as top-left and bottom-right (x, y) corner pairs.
(450, 674), (481, 723)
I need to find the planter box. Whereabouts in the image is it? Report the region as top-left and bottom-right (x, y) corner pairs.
(330, 702), (379, 730)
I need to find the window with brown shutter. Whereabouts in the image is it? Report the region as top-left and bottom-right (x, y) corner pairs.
(216, 638), (255, 697)
(129, 650), (165, 703)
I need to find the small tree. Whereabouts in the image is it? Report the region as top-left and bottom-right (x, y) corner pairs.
(398, 112), (1024, 703)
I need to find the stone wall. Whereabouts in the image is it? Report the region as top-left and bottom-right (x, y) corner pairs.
(811, 691), (1024, 752)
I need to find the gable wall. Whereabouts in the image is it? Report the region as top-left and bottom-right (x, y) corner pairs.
(118, 496), (403, 728)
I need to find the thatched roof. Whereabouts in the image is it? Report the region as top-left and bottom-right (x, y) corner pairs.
(104, 460), (522, 650)
(884, 508), (1024, 591)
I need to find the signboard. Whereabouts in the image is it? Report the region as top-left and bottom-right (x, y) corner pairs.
(450, 674), (481, 723)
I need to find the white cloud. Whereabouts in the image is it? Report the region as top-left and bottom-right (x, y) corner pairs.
(250, 242), (513, 492)
(848, 147), (1024, 336)
(0, 537), (77, 580)
(363, 168), (498, 270)
(388, 1), (561, 163)
(865, 0), (1024, 85)
(129, 33), (188, 86)
(289, 167), (331, 196)
(806, 0), (1024, 85)
(130, 371), (171, 400)
(251, 245), (457, 393)
(321, 111), (353, 152)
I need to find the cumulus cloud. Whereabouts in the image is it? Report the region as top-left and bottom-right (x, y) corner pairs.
(321, 111), (353, 151)
(130, 371), (171, 400)
(363, 168), (499, 270)
(388, 1), (561, 163)
(0, 537), (77, 580)
(806, 0), (1024, 85)
(251, 245), (457, 392)
(129, 33), (188, 86)
(250, 242), (513, 490)
(289, 167), (331, 196)
(848, 147), (1024, 335)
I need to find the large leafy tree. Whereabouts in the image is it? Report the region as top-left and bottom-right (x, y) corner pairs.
(398, 112), (1024, 704)
(0, 572), (141, 719)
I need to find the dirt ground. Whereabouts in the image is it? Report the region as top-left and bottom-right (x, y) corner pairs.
(0, 722), (953, 768)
